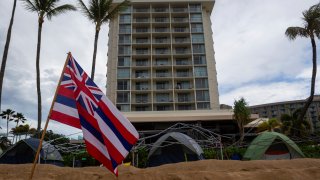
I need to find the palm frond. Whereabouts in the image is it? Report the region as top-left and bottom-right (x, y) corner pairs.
(103, 0), (130, 22)
(285, 26), (309, 40)
(20, 0), (39, 12)
(77, 0), (95, 22)
(46, 4), (77, 20)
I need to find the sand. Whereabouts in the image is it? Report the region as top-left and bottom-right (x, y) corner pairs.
(0, 159), (320, 180)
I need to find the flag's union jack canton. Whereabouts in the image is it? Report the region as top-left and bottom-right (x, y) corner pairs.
(50, 55), (139, 175)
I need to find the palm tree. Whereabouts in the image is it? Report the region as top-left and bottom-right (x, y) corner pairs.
(0, 0), (17, 112)
(20, 0), (76, 133)
(280, 109), (311, 137)
(77, 0), (129, 81)
(257, 118), (282, 132)
(0, 109), (15, 137)
(233, 97), (251, 144)
(285, 3), (320, 124)
(13, 112), (27, 127)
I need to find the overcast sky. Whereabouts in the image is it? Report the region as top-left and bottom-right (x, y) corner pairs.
(0, 0), (319, 136)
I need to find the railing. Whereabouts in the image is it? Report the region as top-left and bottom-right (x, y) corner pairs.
(171, 8), (188, 13)
(155, 85), (171, 90)
(173, 28), (189, 32)
(154, 28), (169, 33)
(155, 73), (170, 77)
(154, 18), (169, 23)
(135, 86), (149, 90)
(153, 8), (168, 12)
(133, 8), (150, 13)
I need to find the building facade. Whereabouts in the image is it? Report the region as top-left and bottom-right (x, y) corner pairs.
(250, 96), (320, 130)
(106, 0), (220, 112)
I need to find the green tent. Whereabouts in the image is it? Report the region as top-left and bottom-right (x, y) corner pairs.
(243, 132), (305, 160)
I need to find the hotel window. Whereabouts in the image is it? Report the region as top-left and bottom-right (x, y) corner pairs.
(116, 104), (130, 112)
(156, 93), (170, 102)
(156, 70), (169, 77)
(193, 44), (205, 53)
(135, 70), (149, 78)
(156, 81), (170, 90)
(119, 14), (131, 23)
(118, 46), (131, 55)
(117, 92), (129, 103)
(178, 105), (192, 110)
(189, 4), (201, 12)
(136, 81), (149, 90)
(190, 14), (202, 22)
(194, 67), (207, 77)
(136, 94), (148, 103)
(117, 80), (130, 90)
(136, 59), (148, 66)
(178, 93), (190, 102)
(191, 23), (203, 33)
(192, 34), (204, 43)
(156, 105), (171, 111)
(117, 68), (130, 78)
(195, 78), (208, 88)
(193, 55), (206, 65)
(155, 58), (169, 65)
(176, 81), (191, 89)
(196, 90), (210, 101)
(119, 24), (131, 34)
(197, 102), (210, 109)
(136, 48), (148, 55)
(118, 57), (130, 66)
(119, 35), (131, 44)
(176, 69), (189, 77)
(135, 106), (149, 111)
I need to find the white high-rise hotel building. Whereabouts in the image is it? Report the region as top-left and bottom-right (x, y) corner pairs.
(107, 0), (220, 114)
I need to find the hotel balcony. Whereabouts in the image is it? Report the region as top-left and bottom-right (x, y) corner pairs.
(153, 7), (169, 13)
(171, 7), (188, 13)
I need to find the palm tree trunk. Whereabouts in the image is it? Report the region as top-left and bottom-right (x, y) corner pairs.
(91, 28), (100, 81)
(36, 18), (44, 134)
(298, 36), (317, 132)
(6, 117), (9, 137)
(0, 0), (17, 111)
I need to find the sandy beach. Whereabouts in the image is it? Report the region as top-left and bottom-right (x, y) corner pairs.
(0, 158), (320, 180)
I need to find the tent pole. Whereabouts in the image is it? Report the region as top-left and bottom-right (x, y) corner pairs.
(219, 136), (223, 160)
(73, 156), (75, 168)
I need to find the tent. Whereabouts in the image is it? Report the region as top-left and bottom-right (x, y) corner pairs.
(243, 132), (305, 160)
(0, 138), (63, 165)
(147, 132), (204, 167)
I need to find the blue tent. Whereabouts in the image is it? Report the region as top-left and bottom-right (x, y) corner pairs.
(0, 138), (63, 166)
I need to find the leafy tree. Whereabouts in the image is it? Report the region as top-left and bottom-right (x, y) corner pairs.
(12, 112), (27, 127)
(20, 0), (76, 133)
(233, 97), (251, 144)
(0, 109), (15, 137)
(285, 3), (320, 124)
(31, 130), (69, 146)
(77, 0), (129, 80)
(257, 118), (281, 132)
(0, 0), (17, 111)
(280, 108), (311, 137)
(11, 124), (34, 143)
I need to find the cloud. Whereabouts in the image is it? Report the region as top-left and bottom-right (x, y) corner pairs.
(0, 0), (320, 136)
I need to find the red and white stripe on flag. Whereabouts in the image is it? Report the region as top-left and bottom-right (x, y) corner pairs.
(49, 55), (139, 176)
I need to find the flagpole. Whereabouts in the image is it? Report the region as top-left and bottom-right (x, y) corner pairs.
(29, 52), (72, 180)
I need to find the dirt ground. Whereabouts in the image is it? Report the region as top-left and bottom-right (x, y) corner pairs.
(0, 158), (320, 180)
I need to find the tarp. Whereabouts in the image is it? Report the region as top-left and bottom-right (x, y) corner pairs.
(243, 132), (305, 160)
(0, 138), (63, 165)
(148, 132), (204, 167)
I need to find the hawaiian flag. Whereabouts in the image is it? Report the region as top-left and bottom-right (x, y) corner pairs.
(49, 54), (139, 175)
